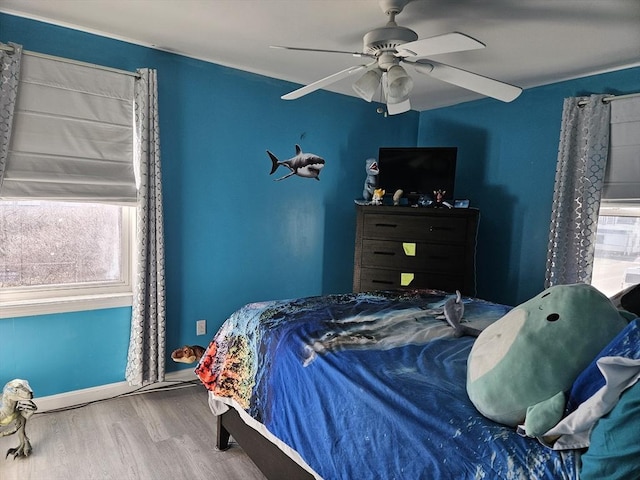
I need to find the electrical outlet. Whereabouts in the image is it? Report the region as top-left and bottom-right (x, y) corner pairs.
(196, 319), (207, 336)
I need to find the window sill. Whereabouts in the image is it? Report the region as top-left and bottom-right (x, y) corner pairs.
(0, 293), (133, 319)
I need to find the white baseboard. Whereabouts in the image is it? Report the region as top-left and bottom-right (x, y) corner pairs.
(34, 369), (198, 412)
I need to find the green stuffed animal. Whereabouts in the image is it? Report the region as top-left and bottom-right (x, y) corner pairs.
(466, 283), (631, 437)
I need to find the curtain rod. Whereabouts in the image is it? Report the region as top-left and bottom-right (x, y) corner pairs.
(0, 43), (140, 78)
(577, 92), (640, 107)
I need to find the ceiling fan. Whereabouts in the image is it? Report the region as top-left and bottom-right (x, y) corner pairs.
(272, 0), (522, 115)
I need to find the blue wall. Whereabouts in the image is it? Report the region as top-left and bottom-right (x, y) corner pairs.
(418, 67), (640, 306)
(0, 13), (418, 396)
(1, 13), (638, 397)
(0, 308), (131, 395)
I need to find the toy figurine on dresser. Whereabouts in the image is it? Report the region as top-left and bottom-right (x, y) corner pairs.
(362, 158), (379, 202)
(371, 188), (385, 205)
(429, 189), (453, 209)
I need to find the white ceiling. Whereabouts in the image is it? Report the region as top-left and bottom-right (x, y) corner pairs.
(2, 0), (639, 111)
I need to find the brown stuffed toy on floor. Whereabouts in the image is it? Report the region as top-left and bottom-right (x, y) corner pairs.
(170, 345), (206, 364)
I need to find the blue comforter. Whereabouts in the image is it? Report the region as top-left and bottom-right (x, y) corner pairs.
(196, 289), (579, 479)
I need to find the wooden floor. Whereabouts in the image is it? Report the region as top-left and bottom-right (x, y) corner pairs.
(0, 384), (266, 480)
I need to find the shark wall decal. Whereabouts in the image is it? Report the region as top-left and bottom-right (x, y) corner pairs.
(267, 144), (325, 181)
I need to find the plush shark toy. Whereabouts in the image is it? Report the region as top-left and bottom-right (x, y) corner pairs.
(443, 290), (483, 337)
(466, 283), (631, 437)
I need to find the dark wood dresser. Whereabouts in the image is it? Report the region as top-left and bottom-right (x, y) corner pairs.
(353, 205), (479, 295)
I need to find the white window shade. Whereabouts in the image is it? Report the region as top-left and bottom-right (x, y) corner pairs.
(604, 96), (640, 202)
(2, 53), (136, 204)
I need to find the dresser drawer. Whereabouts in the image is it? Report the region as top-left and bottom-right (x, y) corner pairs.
(354, 206), (479, 295)
(359, 267), (464, 292)
(360, 239), (466, 272)
(362, 213), (468, 243)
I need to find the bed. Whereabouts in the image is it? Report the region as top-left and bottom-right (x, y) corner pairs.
(194, 288), (640, 480)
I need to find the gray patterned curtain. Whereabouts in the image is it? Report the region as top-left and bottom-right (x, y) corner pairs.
(545, 95), (611, 287)
(126, 68), (166, 385)
(0, 43), (22, 191)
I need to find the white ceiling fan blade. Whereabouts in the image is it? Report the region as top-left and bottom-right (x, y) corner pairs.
(270, 45), (371, 58)
(281, 63), (374, 100)
(412, 61), (522, 102)
(396, 32), (485, 58)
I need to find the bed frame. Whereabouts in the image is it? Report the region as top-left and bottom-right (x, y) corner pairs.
(216, 408), (315, 480)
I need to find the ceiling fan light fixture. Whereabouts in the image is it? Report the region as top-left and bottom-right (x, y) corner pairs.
(352, 69), (382, 102)
(386, 98), (411, 115)
(386, 65), (413, 99)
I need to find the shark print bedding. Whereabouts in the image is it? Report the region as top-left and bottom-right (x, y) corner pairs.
(195, 289), (580, 480)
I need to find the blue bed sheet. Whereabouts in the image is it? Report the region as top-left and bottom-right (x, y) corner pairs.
(196, 289), (579, 479)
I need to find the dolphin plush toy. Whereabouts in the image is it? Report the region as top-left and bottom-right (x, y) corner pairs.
(466, 283), (631, 437)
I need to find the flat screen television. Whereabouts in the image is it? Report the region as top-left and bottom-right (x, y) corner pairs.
(377, 147), (457, 203)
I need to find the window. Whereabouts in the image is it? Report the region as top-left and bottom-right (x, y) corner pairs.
(591, 96), (640, 296)
(0, 201), (135, 317)
(592, 204), (640, 296)
(0, 48), (137, 318)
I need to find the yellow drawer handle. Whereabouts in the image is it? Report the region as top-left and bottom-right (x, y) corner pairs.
(402, 242), (416, 256)
(400, 273), (414, 286)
